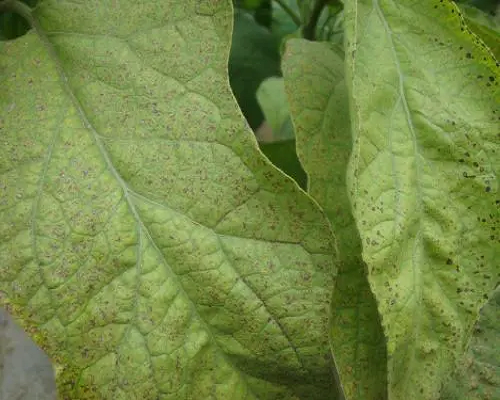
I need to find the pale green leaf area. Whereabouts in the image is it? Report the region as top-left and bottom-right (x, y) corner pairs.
(441, 284), (500, 400)
(0, 1), (339, 399)
(256, 77), (294, 141)
(282, 39), (387, 400)
(344, 1), (499, 399)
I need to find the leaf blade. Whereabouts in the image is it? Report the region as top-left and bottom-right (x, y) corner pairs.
(0, 1), (337, 398)
(343, 1), (499, 399)
(282, 38), (388, 400)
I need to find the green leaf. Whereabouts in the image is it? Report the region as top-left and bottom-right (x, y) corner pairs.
(282, 38), (387, 400)
(315, 3), (343, 43)
(343, 1), (499, 399)
(458, 3), (500, 59)
(259, 140), (307, 190)
(271, 0), (302, 45)
(256, 77), (294, 141)
(441, 285), (500, 400)
(242, 0), (265, 10)
(459, 0), (499, 16)
(0, 1), (338, 398)
(278, 28), (302, 57)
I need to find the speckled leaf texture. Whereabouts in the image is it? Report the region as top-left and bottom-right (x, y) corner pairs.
(0, 1), (338, 399)
(441, 285), (500, 400)
(343, 1), (499, 399)
(282, 39), (387, 400)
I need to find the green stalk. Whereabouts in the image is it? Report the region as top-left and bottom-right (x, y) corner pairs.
(273, 0), (301, 26)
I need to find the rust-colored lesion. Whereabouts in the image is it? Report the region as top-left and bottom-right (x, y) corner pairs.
(255, 120), (274, 143)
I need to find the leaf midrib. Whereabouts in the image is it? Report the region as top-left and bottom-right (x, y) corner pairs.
(372, 0), (425, 393)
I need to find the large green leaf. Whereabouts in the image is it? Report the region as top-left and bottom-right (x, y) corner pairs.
(441, 285), (500, 400)
(343, 1), (499, 399)
(0, 1), (339, 398)
(282, 38), (387, 400)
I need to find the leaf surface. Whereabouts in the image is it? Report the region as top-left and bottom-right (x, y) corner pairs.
(441, 285), (500, 400)
(0, 1), (337, 398)
(343, 0), (500, 399)
(458, 3), (500, 59)
(282, 38), (387, 400)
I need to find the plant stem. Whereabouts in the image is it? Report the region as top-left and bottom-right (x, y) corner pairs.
(273, 0), (301, 27)
(0, 0), (33, 24)
(302, 0), (329, 41)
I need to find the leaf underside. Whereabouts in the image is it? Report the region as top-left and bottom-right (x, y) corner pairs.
(441, 285), (500, 400)
(0, 1), (337, 399)
(344, 0), (499, 399)
(283, 38), (387, 400)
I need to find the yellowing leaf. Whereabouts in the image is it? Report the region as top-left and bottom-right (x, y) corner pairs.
(441, 285), (500, 400)
(283, 38), (387, 400)
(0, 1), (338, 398)
(344, 0), (499, 399)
